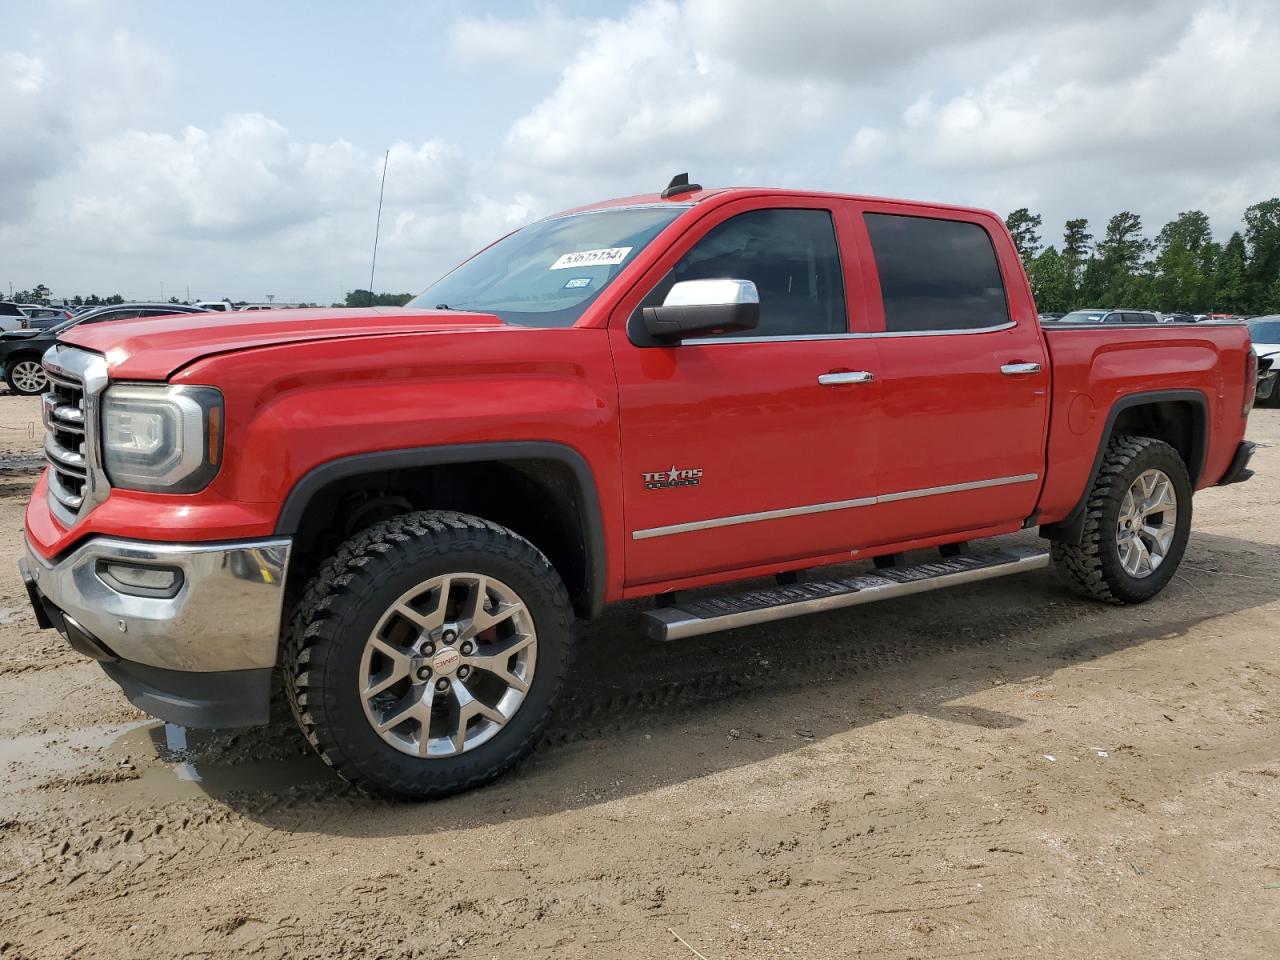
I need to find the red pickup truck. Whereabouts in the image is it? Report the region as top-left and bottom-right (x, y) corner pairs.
(21, 177), (1257, 799)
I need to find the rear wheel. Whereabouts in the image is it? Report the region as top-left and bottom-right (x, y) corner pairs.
(1050, 436), (1191, 604)
(285, 510), (573, 800)
(6, 358), (47, 395)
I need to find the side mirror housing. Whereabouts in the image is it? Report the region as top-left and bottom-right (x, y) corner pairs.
(641, 279), (760, 341)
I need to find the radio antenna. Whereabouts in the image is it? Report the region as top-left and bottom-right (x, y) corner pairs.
(368, 148), (390, 308)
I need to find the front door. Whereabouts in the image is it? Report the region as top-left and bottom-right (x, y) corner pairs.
(609, 201), (883, 586)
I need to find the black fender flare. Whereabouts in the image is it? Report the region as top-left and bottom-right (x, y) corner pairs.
(1039, 389), (1208, 545)
(275, 441), (607, 619)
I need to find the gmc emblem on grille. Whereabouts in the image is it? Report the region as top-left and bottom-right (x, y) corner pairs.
(642, 466), (703, 490)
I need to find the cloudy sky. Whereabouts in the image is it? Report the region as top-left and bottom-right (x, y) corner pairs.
(3, 0), (1278, 305)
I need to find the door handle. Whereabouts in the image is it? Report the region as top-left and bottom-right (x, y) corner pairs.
(1000, 362), (1041, 376)
(818, 371), (874, 385)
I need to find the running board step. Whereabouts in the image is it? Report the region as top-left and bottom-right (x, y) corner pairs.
(643, 545), (1050, 641)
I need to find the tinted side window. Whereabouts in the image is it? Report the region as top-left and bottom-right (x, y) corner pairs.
(89, 309), (138, 323)
(864, 213), (1009, 333)
(662, 209), (847, 337)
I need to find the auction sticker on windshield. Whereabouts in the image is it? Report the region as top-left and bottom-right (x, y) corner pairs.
(549, 247), (632, 270)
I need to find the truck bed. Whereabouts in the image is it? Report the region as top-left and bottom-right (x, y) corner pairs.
(1036, 322), (1252, 524)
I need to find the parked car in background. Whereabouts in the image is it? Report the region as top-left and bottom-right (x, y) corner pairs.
(1037, 312), (1065, 323)
(1247, 315), (1280, 406)
(0, 302), (28, 333)
(1163, 312), (1196, 324)
(0, 302), (210, 395)
(19, 305), (73, 330)
(1254, 356), (1277, 405)
(1059, 308), (1161, 324)
(195, 300), (233, 312)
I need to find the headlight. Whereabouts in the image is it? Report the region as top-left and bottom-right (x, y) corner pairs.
(101, 384), (223, 492)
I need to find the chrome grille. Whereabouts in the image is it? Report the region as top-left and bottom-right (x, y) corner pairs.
(43, 369), (87, 513)
(41, 345), (109, 526)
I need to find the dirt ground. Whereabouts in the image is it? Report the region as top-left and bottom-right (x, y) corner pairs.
(1, 395), (1277, 959)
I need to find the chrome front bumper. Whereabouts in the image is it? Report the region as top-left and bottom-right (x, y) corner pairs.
(22, 535), (291, 672)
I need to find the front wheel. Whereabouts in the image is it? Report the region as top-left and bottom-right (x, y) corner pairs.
(6, 358), (48, 395)
(1051, 435), (1192, 604)
(285, 510), (574, 800)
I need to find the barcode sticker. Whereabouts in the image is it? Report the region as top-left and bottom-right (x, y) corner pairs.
(549, 247), (632, 270)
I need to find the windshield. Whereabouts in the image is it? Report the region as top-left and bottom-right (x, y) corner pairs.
(1061, 309), (1107, 323)
(1248, 318), (1280, 343)
(409, 205), (687, 327)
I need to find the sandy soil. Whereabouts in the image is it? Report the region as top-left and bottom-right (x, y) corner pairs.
(1, 403), (1277, 959)
(0, 394), (43, 459)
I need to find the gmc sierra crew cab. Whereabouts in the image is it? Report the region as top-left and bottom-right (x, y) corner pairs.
(20, 176), (1257, 799)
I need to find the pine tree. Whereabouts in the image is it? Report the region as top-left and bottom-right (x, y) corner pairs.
(1061, 218), (1092, 302)
(1214, 233), (1248, 313)
(1005, 208), (1043, 266)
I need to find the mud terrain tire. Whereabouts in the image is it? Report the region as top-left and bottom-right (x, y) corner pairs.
(285, 510), (574, 800)
(1051, 435), (1192, 604)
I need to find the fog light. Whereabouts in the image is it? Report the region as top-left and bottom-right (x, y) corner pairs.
(99, 561), (182, 597)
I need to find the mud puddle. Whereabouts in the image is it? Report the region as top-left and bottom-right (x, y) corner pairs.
(3, 720), (332, 810)
(98, 722), (333, 803)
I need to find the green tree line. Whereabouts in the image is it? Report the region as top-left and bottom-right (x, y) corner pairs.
(1006, 199), (1280, 316)
(335, 290), (414, 307)
(6, 284), (128, 306)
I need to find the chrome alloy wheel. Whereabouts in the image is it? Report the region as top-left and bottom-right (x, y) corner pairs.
(11, 360), (47, 394)
(358, 573), (537, 758)
(1116, 468), (1178, 578)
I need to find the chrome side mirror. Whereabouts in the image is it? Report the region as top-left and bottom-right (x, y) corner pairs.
(642, 279), (760, 341)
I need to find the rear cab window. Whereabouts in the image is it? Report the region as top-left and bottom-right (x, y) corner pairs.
(862, 213), (1009, 333)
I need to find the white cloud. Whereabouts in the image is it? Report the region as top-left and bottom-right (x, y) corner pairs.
(683, 0), (1181, 85)
(898, 4), (1280, 172)
(843, 127), (889, 166)
(0, 51), (71, 220)
(503, 0), (840, 178)
(447, 6), (592, 72)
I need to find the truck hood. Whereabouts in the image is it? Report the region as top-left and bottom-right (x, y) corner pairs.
(60, 306), (506, 379)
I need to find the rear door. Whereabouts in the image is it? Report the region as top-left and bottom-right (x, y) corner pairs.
(609, 198), (883, 586)
(846, 205), (1049, 545)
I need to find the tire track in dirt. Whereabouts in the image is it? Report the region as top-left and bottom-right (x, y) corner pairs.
(0, 586), (1115, 902)
(3, 542), (1276, 935)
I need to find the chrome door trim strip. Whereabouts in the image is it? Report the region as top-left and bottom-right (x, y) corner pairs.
(631, 472), (1039, 540)
(679, 320), (1015, 346)
(632, 496), (877, 540)
(875, 473), (1040, 504)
